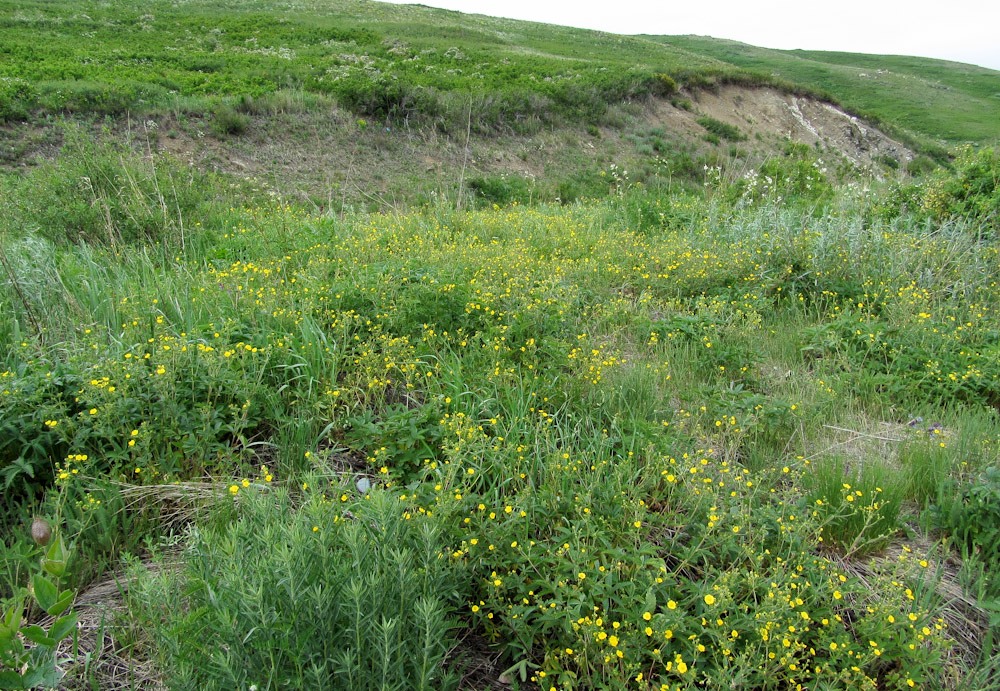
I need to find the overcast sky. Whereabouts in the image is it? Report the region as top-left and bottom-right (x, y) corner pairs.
(380, 1), (1000, 71)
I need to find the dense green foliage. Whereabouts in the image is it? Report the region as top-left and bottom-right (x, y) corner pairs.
(0, 0), (715, 131)
(130, 490), (461, 689)
(2, 1), (1000, 687)
(3, 142), (1000, 686)
(0, 0), (997, 146)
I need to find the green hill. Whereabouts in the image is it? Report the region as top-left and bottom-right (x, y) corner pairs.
(2, 0), (997, 148)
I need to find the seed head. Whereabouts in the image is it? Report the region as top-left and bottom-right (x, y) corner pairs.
(31, 517), (52, 546)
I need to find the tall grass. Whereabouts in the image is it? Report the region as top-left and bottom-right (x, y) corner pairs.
(2, 155), (999, 687)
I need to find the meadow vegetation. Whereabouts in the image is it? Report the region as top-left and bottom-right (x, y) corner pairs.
(2, 1), (1000, 689)
(1, 134), (999, 688)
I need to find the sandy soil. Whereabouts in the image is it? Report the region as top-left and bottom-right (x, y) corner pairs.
(668, 85), (913, 168)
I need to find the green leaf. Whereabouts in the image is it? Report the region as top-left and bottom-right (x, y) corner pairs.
(45, 591), (74, 617)
(19, 656), (59, 690)
(643, 586), (656, 614)
(30, 575), (57, 614)
(0, 600), (23, 638)
(47, 612), (77, 643)
(0, 670), (26, 690)
(19, 625), (54, 647)
(41, 536), (67, 579)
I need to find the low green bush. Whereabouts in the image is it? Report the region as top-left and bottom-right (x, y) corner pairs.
(129, 487), (464, 690)
(467, 174), (536, 206)
(922, 146), (1000, 235)
(0, 77), (36, 122)
(933, 467), (1000, 598)
(697, 117), (746, 142)
(211, 104), (251, 136)
(4, 134), (226, 247)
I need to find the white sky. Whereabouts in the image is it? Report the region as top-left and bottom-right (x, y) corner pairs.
(379, 0), (1000, 71)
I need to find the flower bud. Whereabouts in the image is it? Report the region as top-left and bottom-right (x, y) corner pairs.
(31, 517), (52, 546)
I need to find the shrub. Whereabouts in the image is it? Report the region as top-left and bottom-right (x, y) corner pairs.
(697, 117), (747, 142)
(922, 146), (1000, 234)
(35, 81), (166, 117)
(129, 487), (464, 690)
(933, 467), (1000, 598)
(211, 104), (251, 136)
(652, 73), (679, 97)
(467, 174), (536, 206)
(0, 77), (36, 122)
(5, 134), (223, 246)
(905, 155), (938, 177)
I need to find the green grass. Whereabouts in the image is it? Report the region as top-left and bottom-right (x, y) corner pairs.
(0, 0), (713, 130)
(3, 2), (1000, 687)
(1, 0), (997, 147)
(3, 141), (1000, 686)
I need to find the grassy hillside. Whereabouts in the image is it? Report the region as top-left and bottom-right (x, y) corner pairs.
(657, 36), (1000, 145)
(2, 0), (997, 148)
(0, 0), (714, 130)
(3, 2), (1000, 689)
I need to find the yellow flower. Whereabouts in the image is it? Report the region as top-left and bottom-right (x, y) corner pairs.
(704, 594), (716, 606)
(229, 485), (239, 495)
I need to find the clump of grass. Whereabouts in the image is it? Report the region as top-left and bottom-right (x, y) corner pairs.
(3, 131), (230, 247)
(697, 116), (747, 142)
(806, 456), (906, 557)
(211, 103), (251, 137)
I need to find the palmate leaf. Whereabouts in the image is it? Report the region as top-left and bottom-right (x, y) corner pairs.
(1, 458), (35, 489)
